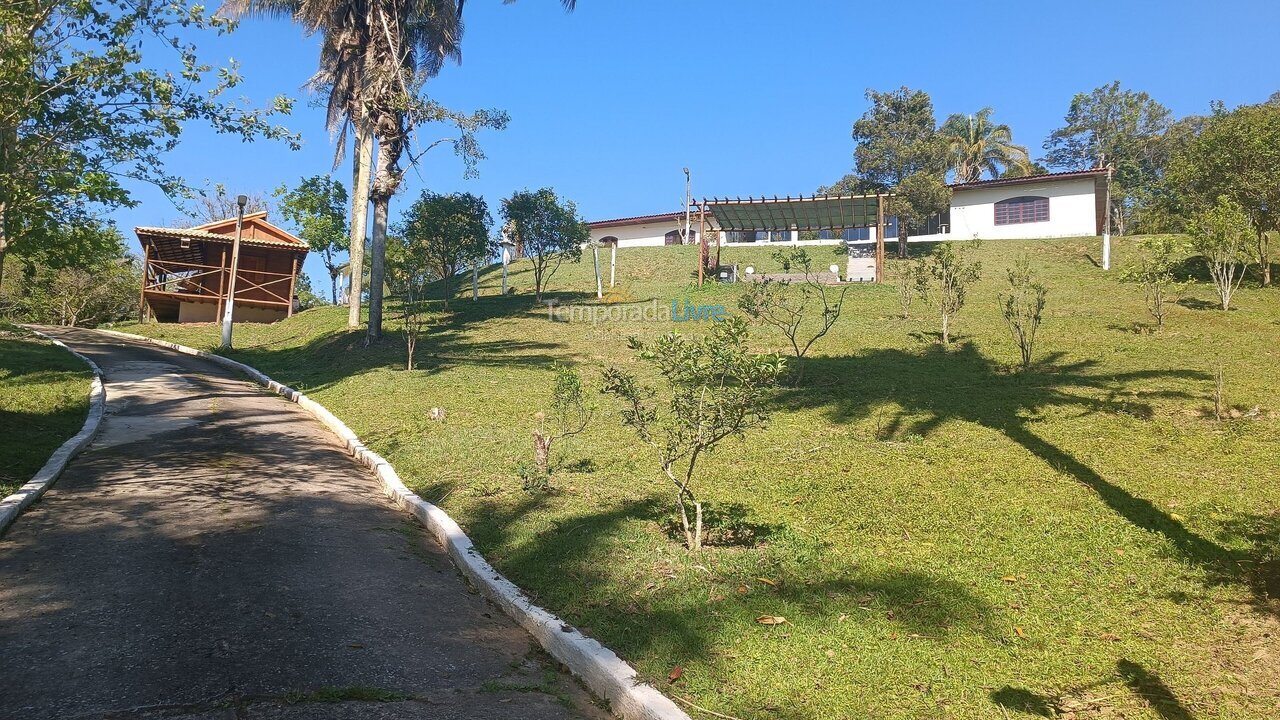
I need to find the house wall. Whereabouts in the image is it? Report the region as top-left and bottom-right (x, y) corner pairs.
(590, 220), (691, 247)
(177, 301), (286, 323)
(947, 177), (1098, 240)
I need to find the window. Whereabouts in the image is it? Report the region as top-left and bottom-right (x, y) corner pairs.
(994, 196), (1049, 225)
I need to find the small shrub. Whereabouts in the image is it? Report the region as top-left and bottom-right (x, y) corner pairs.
(919, 241), (982, 344)
(1120, 236), (1191, 331)
(738, 248), (848, 384)
(999, 256), (1047, 370)
(602, 318), (786, 551)
(891, 258), (927, 320)
(530, 364), (593, 483)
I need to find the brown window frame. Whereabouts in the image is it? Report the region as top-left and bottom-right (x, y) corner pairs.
(994, 196), (1050, 225)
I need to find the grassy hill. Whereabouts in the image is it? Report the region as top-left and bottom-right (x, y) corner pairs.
(0, 324), (92, 497)
(124, 237), (1279, 719)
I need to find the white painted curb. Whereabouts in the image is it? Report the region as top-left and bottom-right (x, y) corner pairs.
(0, 329), (107, 537)
(94, 328), (691, 720)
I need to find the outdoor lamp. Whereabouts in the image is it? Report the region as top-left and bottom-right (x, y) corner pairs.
(237, 194), (248, 209)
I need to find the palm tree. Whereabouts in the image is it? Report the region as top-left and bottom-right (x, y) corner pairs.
(227, 0), (574, 341)
(940, 108), (1031, 183)
(223, 0), (382, 328)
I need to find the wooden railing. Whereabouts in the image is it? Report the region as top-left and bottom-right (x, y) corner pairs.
(143, 258), (293, 306)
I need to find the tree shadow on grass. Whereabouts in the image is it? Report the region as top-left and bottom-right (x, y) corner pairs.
(224, 312), (567, 394)
(777, 343), (1276, 615)
(460, 493), (996, 685)
(993, 659), (1196, 719)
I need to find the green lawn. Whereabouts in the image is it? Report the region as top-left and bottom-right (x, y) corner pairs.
(0, 324), (93, 497)
(124, 237), (1280, 719)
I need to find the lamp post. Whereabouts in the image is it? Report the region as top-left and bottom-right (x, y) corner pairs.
(220, 194), (248, 349)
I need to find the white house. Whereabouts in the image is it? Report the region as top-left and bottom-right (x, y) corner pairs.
(940, 168), (1106, 241)
(587, 169), (1107, 248)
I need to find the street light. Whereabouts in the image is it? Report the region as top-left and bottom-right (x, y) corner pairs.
(220, 194), (248, 349)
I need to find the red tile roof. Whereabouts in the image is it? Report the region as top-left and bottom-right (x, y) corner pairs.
(949, 168), (1107, 190)
(587, 211), (687, 229)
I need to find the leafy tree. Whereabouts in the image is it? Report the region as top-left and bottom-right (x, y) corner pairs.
(940, 108), (1031, 183)
(738, 248), (848, 385)
(396, 191), (493, 306)
(1189, 196), (1253, 311)
(1166, 102), (1280, 286)
(999, 257), (1048, 370)
(602, 318), (786, 551)
(892, 172), (952, 244)
(530, 364), (594, 485)
(0, 0), (296, 291)
(1, 222), (138, 326)
(1120, 235), (1190, 331)
(276, 176), (349, 303)
(1043, 81), (1172, 235)
(850, 87), (948, 257)
(502, 188), (588, 302)
(919, 242), (982, 344)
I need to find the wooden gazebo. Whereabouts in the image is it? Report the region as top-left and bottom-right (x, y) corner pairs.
(136, 212), (309, 323)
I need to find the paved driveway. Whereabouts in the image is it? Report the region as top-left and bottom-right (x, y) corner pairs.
(0, 327), (602, 720)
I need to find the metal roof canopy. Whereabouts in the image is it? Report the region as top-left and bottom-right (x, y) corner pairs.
(698, 193), (885, 232)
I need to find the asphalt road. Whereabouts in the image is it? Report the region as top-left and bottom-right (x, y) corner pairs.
(0, 327), (603, 720)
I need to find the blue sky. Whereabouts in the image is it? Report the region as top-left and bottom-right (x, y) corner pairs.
(114, 0), (1280, 289)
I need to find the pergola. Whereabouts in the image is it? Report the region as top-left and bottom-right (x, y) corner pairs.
(693, 193), (889, 284)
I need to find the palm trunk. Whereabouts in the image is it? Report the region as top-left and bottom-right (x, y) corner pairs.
(347, 119), (372, 328)
(367, 120), (404, 343)
(368, 193), (388, 342)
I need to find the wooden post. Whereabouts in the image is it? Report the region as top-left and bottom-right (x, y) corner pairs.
(138, 244), (151, 322)
(215, 246), (227, 321)
(286, 255), (298, 317)
(875, 193), (886, 284)
(698, 205), (708, 282)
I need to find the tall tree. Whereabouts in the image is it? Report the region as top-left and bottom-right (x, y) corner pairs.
(276, 176), (350, 303)
(502, 188), (587, 302)
(1043, 81), (1172, 234)
(850, 87), (948, 257)
(939, 108), (1030, 183)
(0, 0), (295, 292)
(1166, 101), (1280, 286)
(182, 184), (272, 225)
(395, 190), (492, 305)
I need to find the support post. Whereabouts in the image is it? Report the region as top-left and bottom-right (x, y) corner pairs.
(609, 241), (616, 288)
(590, 243), (603, 299)
(699, 204), (708, 282)
(286, 255), (298, 317)
(472, 263), (479, 301)
(1102, 163), (1113, 271)
(215, 247), (227, 322)
(137, 244), (151, 322)
(875, 193), (886, 284)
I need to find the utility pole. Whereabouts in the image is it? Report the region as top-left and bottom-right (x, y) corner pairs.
(220, 194), (248, 349)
